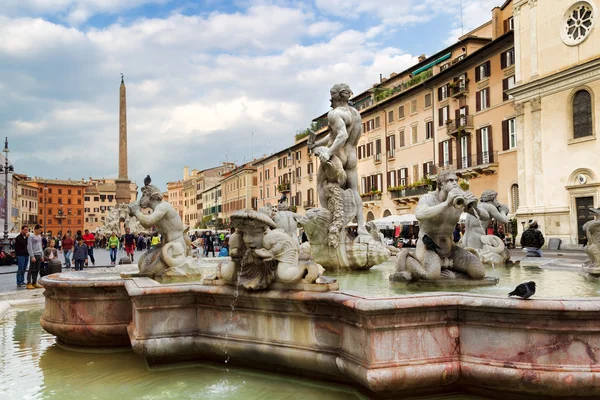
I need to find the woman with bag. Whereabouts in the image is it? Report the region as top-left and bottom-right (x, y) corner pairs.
(42, 240), (60, 276)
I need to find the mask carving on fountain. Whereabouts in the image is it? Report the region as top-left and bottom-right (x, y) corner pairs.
(215, 209), (332, 290)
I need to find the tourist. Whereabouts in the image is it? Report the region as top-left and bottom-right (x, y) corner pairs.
(521, 220), (545, 257)
(42, 239), (59, 276)
(151, 232), (160, 249)
(27, 224), (44, 289)
(72, 236), (88, 271)
(62, 232), (74, 268)
(108, 232), (119, 265)
(15, 225), (29, 288)
(205, 231), (215, 257)
(124, 227), (136, 263)
(83, 229), (96, 266)
(137, 234), (146, 251)
(218, 244), (229, 257)
(453, 224), (461, 243)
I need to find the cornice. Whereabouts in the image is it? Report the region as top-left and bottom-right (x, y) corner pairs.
(507, 57), (600, 101)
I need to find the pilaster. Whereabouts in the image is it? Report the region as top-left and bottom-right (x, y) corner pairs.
(531, 97), (543, 206)
(529, 0), (538, 78)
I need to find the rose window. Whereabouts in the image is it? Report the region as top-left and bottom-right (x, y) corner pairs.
(561, 2), (595, 46)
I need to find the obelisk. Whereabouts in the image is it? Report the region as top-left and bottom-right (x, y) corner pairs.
(115, 74), (131, 205)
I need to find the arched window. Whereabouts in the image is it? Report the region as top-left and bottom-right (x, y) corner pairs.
(366, 211), (375, 222)
(573, 90), (593, 139)
(511, 184), (519, 213)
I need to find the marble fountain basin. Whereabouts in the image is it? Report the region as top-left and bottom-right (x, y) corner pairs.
(39, 262), (600, 399)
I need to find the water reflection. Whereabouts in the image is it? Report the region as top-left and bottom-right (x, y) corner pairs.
(0, 309), (492, 400)
(327, 261), (600, 298)
(2, 307), (367, 400)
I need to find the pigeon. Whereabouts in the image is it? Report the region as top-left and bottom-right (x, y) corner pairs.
(508, 281), (536, 299)
(423, 234), (441, 252)
(144, 175), (152, 186)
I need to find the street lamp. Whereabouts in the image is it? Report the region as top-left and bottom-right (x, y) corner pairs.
(0, 137), (14, 253)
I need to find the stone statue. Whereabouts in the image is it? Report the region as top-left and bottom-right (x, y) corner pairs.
(583, 208), (600, 270)
(215, 209), (328, 290)
(459, 190), (510, 264)
(128, 176), (198, 277)
(309, 83), (367, 236)
(96, 204), (148, 237)
(391, 170), (486, 281)
(296, 84), (390, 269)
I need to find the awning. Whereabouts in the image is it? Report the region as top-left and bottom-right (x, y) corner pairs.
(411, 52), (452, 75)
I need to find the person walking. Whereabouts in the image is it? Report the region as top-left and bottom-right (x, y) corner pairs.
(72, 236), (88, 271)
(124, 228), (136, 263)
(26, 224), (44, 289)
(15, 225), (29, 288)
(62, 232), (74, 269)
(205, 231), (215, 257)
(82, 229), (96, 266)
(151, 232), (160, 249)
(108, 232), (119, 265)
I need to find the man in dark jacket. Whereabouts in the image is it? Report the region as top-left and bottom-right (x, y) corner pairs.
(521, 220), (545, 257)
(15, 225), (29, 288)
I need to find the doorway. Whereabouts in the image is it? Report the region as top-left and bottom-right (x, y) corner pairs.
(576, 196), (595, 244)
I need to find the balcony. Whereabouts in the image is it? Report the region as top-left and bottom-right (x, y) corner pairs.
(308, 173), (314, 181)
(447, 115), (474, 136)
(450, 81), (469, 98)
(278, 183), (290, 193)
(390, 185), (431, 205)
(436, 151), (499, 179)
(361, 192), (382, 202)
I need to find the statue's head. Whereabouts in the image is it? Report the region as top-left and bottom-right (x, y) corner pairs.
(230, 209), (276, 250)
(330, 83), (353, 105)
(437, 170), (459, 194)
(140, 184), (162, 208)
(480, 190), (498, 204)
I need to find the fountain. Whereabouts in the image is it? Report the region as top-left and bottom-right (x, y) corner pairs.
(35, 85), (600, 399)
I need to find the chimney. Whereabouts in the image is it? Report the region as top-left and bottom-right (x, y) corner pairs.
(418, 54), (427, 63)
(183, 166), (189, 180)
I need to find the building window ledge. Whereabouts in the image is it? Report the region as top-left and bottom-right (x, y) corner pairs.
(498, 148), (517, 156)
(568, 135), (596, 146)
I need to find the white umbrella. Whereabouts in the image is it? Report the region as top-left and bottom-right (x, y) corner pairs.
(371, 214), (417, 229)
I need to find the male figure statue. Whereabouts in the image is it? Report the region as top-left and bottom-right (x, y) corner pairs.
(309, 83), (367, 235)
(128, 178), (190, 275)
(395, 170), (485, 280)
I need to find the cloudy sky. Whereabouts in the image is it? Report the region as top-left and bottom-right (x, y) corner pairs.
(3, 0), (502, 192)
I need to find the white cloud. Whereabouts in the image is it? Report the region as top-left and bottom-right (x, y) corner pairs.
(0, 3), (449, 188)
(444, 0), (503, 45)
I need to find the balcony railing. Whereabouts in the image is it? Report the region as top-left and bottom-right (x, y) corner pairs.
(390, 185), (431, 199)
(278, 183), (290, 192)
(437, 151), (499, 175)
(447, 115), (474, 135)
(450, 81), (469, 98)
(303, 201), (315, 208)
(361, 193), (382, 201)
